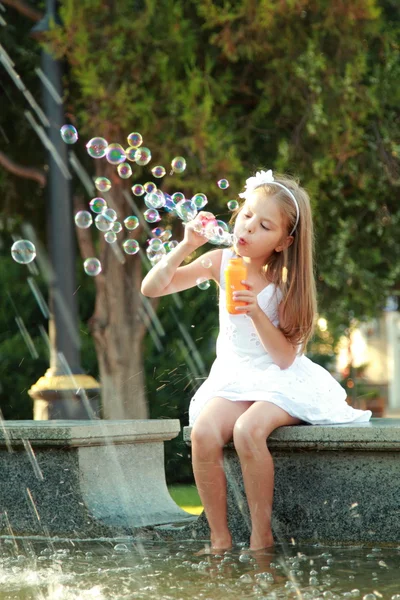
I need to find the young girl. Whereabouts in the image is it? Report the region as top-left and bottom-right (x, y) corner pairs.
(141, 169), (372, 552)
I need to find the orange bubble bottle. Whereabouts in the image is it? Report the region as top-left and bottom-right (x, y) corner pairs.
(225, 257), (248, 315)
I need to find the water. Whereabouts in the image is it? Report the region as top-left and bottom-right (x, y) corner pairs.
(1, 539), (400, 600)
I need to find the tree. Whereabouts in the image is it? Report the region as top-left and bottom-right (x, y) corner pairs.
(1, 0), (399, 420)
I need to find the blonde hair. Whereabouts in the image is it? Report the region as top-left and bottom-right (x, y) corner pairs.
(229, 172), (317, 354)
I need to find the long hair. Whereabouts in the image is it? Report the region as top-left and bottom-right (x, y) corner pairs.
(229, 172), (317, 355)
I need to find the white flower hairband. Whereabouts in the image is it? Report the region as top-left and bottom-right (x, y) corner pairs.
(238, 169), (300, 235)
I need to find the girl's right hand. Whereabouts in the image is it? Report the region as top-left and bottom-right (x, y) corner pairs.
(183, 211), (217, 249)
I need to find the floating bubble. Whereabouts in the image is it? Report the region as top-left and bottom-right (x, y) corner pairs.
(160, 229), (172, 241)
(127, 132), (143, 148)
(143, 208), (161, 223)
(196, 277), (211, 290)
(218, 178), (229, 189)
(102, 208), (117, 222)
(171, 192), (185, 203)
(201, 257), (212, 269)
(106, 143), (126, 165)
(144, 181), (157, 194)
(123, 239), (140, 255)
(227, 200), (239, 211)
(94, 214), (113, 232)
(84, 258), (101, 276)
(191, 193), (208, 209)
(167, 240), (179, 251)
(149, 238), (163, 252)
(125, 147), (137, 162)
(131, 184), (144, 196)
(86, 137), (108, 159)
(74, 211), (93, 229)
(104, 231), (117, 244)
(95, 177), (111, 192)
(134, 147), (152, 166)
(124, 216), (139, 230)
(151, 166), (166, 178)
(171, 156), (186, 174)
(145, 191), (165, 210)
(146, 245), (166, 265)
(60, 124), (78, 144)
(89, 197), (107, 213)
(163, 194), (175, 212)
(175, 200), (197, 222)
(112, 221), (122, 233)
(11, 240), (36, 264)
(151, 227), (164, 237)
(117, 163), (132, 179)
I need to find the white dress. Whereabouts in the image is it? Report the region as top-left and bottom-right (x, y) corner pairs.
(189, 248), (372, 426)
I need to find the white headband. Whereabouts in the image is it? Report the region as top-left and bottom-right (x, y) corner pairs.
(238, 169), (300, 235)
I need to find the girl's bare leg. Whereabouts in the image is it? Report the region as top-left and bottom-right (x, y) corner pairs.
(233, 402), (303, 550)
(191, 397), (253, 550)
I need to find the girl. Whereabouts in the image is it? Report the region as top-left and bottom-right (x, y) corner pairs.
(141, 169), (372, 552)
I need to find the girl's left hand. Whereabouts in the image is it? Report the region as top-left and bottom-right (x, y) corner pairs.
(233, 281), (262, 319)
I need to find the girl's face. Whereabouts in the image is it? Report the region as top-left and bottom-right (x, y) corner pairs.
(233, 189), (291, 263)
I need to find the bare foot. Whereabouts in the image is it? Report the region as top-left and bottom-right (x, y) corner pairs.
(195, 535), (232, 555)
(249, 533), (275, 551)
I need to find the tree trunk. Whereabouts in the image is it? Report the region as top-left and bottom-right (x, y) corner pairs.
(74, 161), (151, 419)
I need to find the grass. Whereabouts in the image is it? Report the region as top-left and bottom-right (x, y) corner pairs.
(168, 484), (203, 516)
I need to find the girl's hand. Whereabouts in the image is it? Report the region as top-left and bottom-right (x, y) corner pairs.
(183, 211), (217, 249)
(232, 281), (263, 319)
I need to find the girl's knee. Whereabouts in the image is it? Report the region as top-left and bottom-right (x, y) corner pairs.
(190, 420), (225, 450)
(233, 419), (266, 457)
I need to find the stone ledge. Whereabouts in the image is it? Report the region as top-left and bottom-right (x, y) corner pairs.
(180, 418), (400, 546)
(184, 418), (400, 450)
(0, 420), (181, 447)
(0, 420), (194, 538)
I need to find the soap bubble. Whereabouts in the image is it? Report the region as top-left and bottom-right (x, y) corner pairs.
(60, 124), (78, 144)
(86, 137), (108, 159)
(175, 200), (197, 222)
(227, 200), (239, 211)
(104, 231), (117, 244)
(112, 221), (122, 233)
(196, 277), (211, 290)
(124, 216), (139, 230)
(102, 208), (117, 222)
(218, 178), (229, 189)
(143, 209), (161, 223)
(125, 147), (137, 162)
(152, 227), (164, 237)
(127, 132), (143, 148)
(171, 156), (186, 174)
(95, 177), (111, 192)
(201, 257), (212, 268)
(149, 238), (163, 252)
(83, 258), (102, 276)
(163, 193), (175, 212)
(89, 197), (107, 213)
(146, 245), (166, 265)
(191, 193), (208, 209)
(167, 240), (179, 251)
(134, 147), (152, 166)
(145, 191), (165, 209)
(117, 163), (132, 179)
(11, 240), (36, 264)
(75, 211), (93, 229)
(144, 182), (157, 194)
(151, 166), (166, 178)
(131, 184), (144, 196)
(94, 214), (113, 232)
(106, 143), (126, 165)
(171, 192), (185, 203)
(123, 239), (140, 255)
